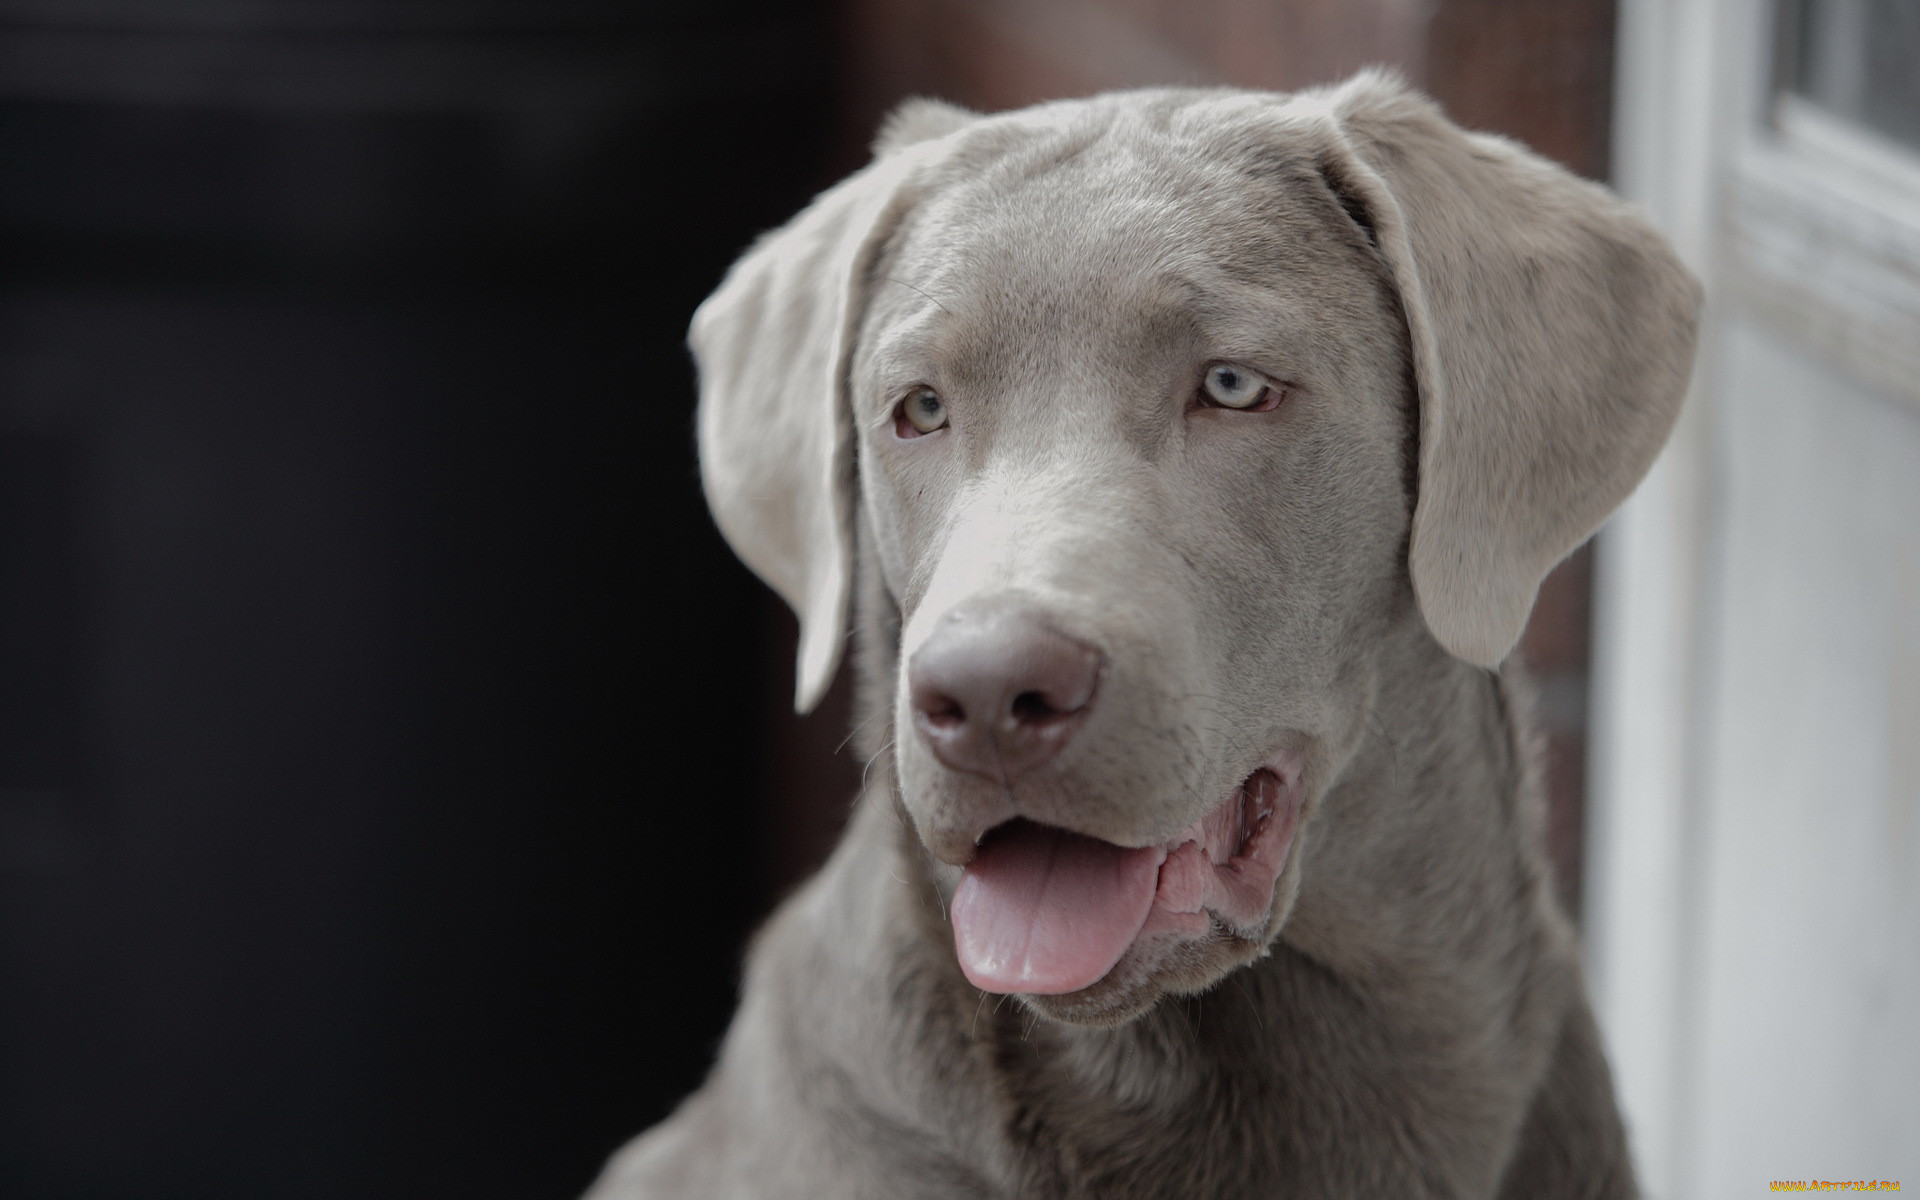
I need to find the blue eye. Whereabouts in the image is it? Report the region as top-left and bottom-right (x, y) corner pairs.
(897, 386), (948, 436)
(1201, 363), (1276, 410)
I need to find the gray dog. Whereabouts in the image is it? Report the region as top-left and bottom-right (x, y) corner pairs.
(589, 71), (1699, 1199)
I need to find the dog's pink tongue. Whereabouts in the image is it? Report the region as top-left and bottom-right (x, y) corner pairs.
(951, 823), (1161, 996)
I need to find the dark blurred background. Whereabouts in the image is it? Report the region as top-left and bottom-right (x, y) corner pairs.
(0, 2), (1612, 1197)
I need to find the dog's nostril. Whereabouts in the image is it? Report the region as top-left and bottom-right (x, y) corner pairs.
(1010, 691), (1059, 724)
(924, 695), (966, 727)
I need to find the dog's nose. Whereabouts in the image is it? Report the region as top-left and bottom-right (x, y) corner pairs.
(908, 607), (1102, 783)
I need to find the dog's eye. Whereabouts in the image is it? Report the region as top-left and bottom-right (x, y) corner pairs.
(1198, 363), (1282, 412)
(895, 386), (949, 437)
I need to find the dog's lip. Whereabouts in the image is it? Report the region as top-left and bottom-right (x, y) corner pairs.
(1137, 763), (1300, 939)
(956, 755), (1297, 862)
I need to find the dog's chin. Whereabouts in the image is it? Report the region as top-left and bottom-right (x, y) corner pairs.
(1017, 923), (1274, 1027)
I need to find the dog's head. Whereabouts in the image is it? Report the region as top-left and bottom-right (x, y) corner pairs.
(692, 75), (1698, 1025)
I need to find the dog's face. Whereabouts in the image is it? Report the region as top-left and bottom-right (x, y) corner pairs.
(853, 128), (1413, 1022)
(691, 77), (1698, 1028)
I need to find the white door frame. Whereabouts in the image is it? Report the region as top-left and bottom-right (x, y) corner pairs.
(1591, 0), (1920, 1194)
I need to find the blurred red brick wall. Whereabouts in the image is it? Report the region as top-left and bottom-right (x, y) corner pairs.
(763, 0), (1616, 919)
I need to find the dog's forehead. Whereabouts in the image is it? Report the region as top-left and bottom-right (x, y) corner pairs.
(905, 126), (1313, 293)
(865, 107), (1372, 383)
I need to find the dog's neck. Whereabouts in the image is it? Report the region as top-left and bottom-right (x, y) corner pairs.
(836, 584), (1574, 1190)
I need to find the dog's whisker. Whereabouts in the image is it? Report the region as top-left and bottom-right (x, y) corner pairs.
(834, 707), (890, 756)
(858, 739), (898, 794)
(881, 275), (953, 315)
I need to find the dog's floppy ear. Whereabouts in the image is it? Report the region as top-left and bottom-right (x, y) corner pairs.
(1315, 73), (1700, 667)
(873, 97), (977, 157)
(691, 122), (956, 712)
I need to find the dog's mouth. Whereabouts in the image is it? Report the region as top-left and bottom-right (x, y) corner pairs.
(948, 765), (1304, 997)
